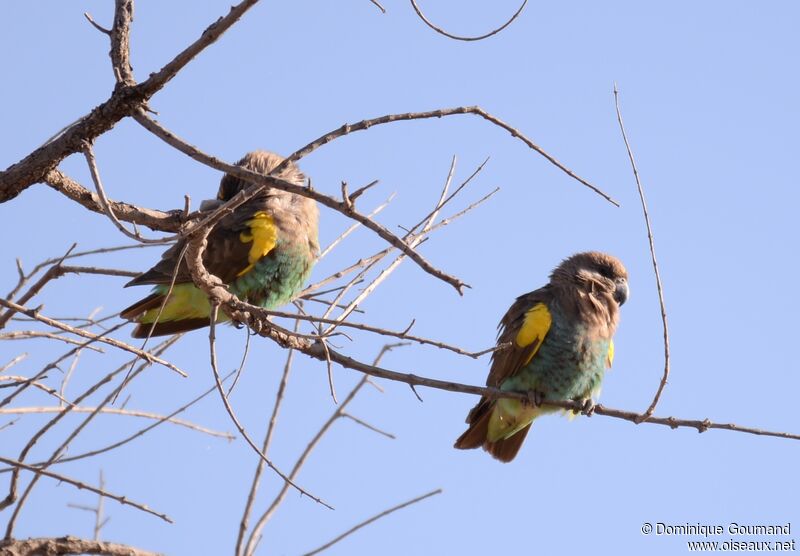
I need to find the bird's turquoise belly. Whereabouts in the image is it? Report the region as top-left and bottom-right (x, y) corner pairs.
(231, 245), (313, 310)
(501, 316), (609, 402)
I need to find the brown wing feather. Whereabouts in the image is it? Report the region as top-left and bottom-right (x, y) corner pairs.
(454, 286), (553, 462)
(131, 318), (210, 338)
(486, 286), (553, 386)
(126, 211), (255, 287)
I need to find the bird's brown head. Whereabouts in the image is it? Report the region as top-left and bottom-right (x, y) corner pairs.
(216, 150), (320, 255)
(550, 251), (629, 329)
(216, 150), (306, 202)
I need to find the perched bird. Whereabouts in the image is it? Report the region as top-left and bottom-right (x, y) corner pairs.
(121, 150), (319, 338)
(454, 251), (628, 462)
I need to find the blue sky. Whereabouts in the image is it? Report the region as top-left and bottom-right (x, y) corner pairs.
(1, 1), (799, 554)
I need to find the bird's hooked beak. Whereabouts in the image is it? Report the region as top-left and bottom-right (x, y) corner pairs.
(614, 278), (629, 306)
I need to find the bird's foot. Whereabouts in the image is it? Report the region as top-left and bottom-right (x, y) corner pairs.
(578, 398), (595, 417)
(525, 390), (545, 408)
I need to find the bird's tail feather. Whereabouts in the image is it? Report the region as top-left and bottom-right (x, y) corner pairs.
(121, 293), (211, 338)
(454, 397), (536, 463)
(120, 293), (164, 320)
(454, 399), (492, 450)
(483, 424), (531, 462)
(131, 318), (210, 338)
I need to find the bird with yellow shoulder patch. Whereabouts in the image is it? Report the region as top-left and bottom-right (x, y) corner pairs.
(121, 150), (319, 337)
(455, 252), (628, 462)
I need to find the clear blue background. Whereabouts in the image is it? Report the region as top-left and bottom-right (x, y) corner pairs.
(1, 1), (798, 554)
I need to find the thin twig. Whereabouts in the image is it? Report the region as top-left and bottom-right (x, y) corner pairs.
(410, 0), (527, 41)
(1, 337), (180, 534)
(235, 317), (301, 556)
(318, 191), (395, 260)
(67, 470), (107, 540)
(208, 306), (333, 510)
(0, 354), (28, 373)
(0, 335), (114, 410)
(0, 456), (172, 524)
(232, 307), (499, 358)
(83, 12), (112, 35)
(0, 376), (70, 405)
(82, 143), (174, 244)
(341, 412), (396, 439)
(6, 243), (160, 301)
(613, 84), (670, 421)
(132, 109), (468, 294)
(226, 325), (252, 397)
(15, 369), (237, 470)
(320, 156), (460, 334)
(0, 298), (186, 377)
(302, 489), (442, 556)
(0, 406), (234, 439)
(0, 331), (105, 351)
(279, 106), (617, 206)
(368, 0), (386, 13)
(0, 244), (77, 328)
(242, 345), (405, 556)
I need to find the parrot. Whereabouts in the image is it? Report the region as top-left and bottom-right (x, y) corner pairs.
(454, 251), (628, 462)
(120, 150), (319, 338)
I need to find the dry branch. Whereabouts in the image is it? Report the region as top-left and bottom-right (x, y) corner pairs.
(0, 407), (233, 440)
(44, 169), (183, 233)
(0, 456), (172, 525)
(0, 0), (262, 202)
(301, 488), (442, 556)
(410, 0), (527, 41)
(613, 85), (671, 420)
(133, 109), (468, 293)
(0, 536), (162, 556)
(0, 299), (186, 377)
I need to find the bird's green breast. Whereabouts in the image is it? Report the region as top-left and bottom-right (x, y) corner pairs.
(501, 302), (610, 401)
(230, 239), (315, 309)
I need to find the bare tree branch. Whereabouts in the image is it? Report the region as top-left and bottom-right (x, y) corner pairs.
(0, 299), (186, 377)
(613, 84), (671, 421)
(278, 106), (618, 206)
(81, 143), (175, 244)
(410, 0), (527, 41)
(44, 169), (183, 233)
(0, 456), (172, 525)
(0, 0), (262, 202)
(110, 0), (135, 83)
(0, 407), (234, 440)
(207, 307), (333, 510)
(235, 318), (301, 556)
(242, 344), (405, 556)
(132, 109), (469, 293)
(0, 536), (162, 556)
(301, 488), (442, 556)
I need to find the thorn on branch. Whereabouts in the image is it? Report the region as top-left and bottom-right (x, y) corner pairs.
(84, 12), (112, 35)
(348, 180), (379, 203)
(368, 0), (386, 14)
(341, 181), (353, 211)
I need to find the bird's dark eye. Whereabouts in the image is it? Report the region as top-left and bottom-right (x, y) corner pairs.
(596, 265), (615, 279)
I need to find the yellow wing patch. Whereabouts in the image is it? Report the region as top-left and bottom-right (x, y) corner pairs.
(237, 211), (278, 277)
(607, 338), (615, 368)
(515, 303), (552, 366)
